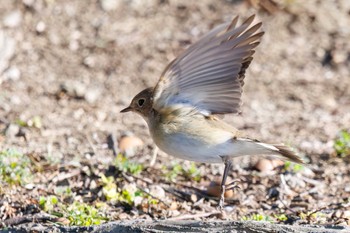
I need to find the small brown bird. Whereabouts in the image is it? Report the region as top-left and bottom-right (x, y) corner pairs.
(121, 15), (303, 209)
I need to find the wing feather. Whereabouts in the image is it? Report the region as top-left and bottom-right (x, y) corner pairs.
(153, 15), (263, 115)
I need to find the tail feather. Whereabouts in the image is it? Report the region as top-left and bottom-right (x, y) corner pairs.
(237, 138), (304, 164)
(271, 144), (304, 164)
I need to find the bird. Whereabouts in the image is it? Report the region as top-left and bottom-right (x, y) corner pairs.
(120, 15), (304, 209)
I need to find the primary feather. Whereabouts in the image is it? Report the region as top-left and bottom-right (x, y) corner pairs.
(152, 15), (264, 115)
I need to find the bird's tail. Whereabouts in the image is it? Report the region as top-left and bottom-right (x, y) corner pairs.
(235, 138), (304, 164)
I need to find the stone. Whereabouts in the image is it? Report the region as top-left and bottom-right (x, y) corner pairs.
(3, 11), (22, 28)
(119, 136), (144, 157)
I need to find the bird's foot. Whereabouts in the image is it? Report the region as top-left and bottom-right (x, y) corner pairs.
(218, 179), (241, 211)
(225, 179), (241, 191)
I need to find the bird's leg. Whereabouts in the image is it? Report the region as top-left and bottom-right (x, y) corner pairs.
(219, 158), (233, 210)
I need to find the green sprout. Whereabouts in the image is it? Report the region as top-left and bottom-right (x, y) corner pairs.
(99, 174), (119, 202)
(65, 202), (108, 226)
(15, 116), (42, 128)
(298, 211), (327, 223)
(39, 195), (59, 212)
(283, 161), (303, 173)
(241, 213), (273, 222)
(39, 195), (108, 226)
(273, 213), (288, 222)
(182, 162), (201, 182)
(99, 174), (144, 206)
(334, 130), (350, 158)
(163, 162), (201, 182)
(0, 149), (32, 185)
(163, 163), (183, 182)
(114, 153), (143, 175)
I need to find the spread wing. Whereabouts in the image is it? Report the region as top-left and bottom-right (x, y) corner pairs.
(152, 15), (264, 115)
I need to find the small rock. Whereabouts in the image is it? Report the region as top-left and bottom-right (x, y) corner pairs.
(119, 136), (144, 157)
(25, 183), (35, 190)
(85, 88), (101, 104)
(100, 0), (121, 11)
(334, 210), (343, 218)
(255, 159), (284, 172)
(122, 183), (137, 194)
(255, 159), (274, 172)
(271, 159), (284, 167)
(90, 180), (97, 189)
(56, 217), (70, 225)
(190, 194), (198, 202)
(0, 31), (16, 74)
(206, 178), (234, 198)
(23, 0), (36, 7)
(149, 185), (165, 199)
(5, 124), (20, 138)
(36, 21), (46, 33)
(118, 212), (129, 220)
(342, 210), (350, 219)
(83, 56), (95, 68)
(169, 202), (178, 210)
(60, 81), (86, 98)
(134, 196), (143, 206)
(4, 66), (21, 81)
(3, 11), (22, 28)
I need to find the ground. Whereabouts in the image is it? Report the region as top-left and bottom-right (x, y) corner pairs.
(0, 0), (350, 230)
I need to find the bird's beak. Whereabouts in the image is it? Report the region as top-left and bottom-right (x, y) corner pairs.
(120, 106), (132, 113)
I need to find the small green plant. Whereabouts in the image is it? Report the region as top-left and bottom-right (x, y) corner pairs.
(65, 202), (108, 226)
(273, 213), (288, 221)
(241, 213), (273, 222)
(114, 153), (143, 175)
(39, 195), (59, 212)
(15, 116), (42, 128)
(39, 195), (108, 226)
(163, 162), (201, 182)
(99, 174), (119, 202)
(0, 149), (32, 185)
(283, 161), (303, 173)
(182, 162), (201, 182)
(99, 174), (143, 206)
(334, 130), (350, 158)
(298, 211), (326, 223)
(163, 163), (183, 182)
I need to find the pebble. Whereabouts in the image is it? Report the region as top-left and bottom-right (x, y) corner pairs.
(206, 178), (234, 198)
(5, 124), (20, 138)
(169, 202), (178, 210)
(60, 81), (86, 98)
(133, 196), (143, 206)
(119, 135), (144, 157)
(342, 210), (350, 219)
(0, 31), (16, 75)
(3, 11), (22, 28)
(255, 159), (285, 172)
(85, 88), (101, 104)
(3, 66), (21, 81)
(83, 56), (95, 68)
(100, 0), (121, 11)
(149, 185), (165, 199)
(23, 0), (36, 7)
(36, 21), (46, 33)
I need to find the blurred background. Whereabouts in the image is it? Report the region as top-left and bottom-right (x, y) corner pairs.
(0, 0), (350, 226)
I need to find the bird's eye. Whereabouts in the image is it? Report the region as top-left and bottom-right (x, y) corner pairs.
(137, 98), (145, 107)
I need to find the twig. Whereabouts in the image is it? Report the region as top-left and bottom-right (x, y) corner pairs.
(107, 133), (117, 156)
(149, 147), (159, 167)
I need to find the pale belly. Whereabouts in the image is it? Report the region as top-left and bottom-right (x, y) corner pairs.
(151, 131), (231, 163)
